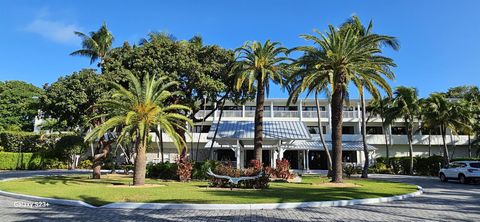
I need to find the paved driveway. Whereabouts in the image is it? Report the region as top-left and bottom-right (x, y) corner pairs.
(0, 171), (479, 222)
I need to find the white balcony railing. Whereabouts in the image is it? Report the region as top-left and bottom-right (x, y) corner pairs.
(302, 111), (328, 118)
(221, 110), (243, 118)
(342, 111), (358, 118)
(273, 111), (299, 118)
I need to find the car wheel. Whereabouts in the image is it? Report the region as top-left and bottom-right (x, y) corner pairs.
(440, 173), (448, 182)
(459, 174), (469, 184)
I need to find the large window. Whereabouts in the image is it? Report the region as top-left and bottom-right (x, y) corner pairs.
(302, 106), (326, 111)
(391, 127), (407, 135)
(307, 126), (327, 134)
(342, 126), (355, 134)
(366, 126), (383, 135)
(273, 106), (298, 111)
(191, 125), (211, 133)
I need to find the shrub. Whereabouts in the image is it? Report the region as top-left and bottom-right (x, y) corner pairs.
(0, 152), (44, 170)
(78, 159), (92, 169)
(43, 158), (69, 169)
(373, 155), (444, 176)
(209, 161), (269, 189)
(192, 160), (219, 180)
(266, 159), (293, 180)
(343, 163), (362, 178)
(146, 162), (178, 180)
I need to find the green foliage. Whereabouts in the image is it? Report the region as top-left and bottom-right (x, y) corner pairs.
(41, 69), (108, 132)
(209, 162), (270, 189)
(0, 81), (44, 131)
(42, 158), (69, 169)
(373, 156), (444, 176)
(192, 160), (219, 180)
(0, 131), (53, 152)
(78, 159), (93, 169)
(52, 135), (86, 160)
(71, 23), (114, 65)
(146, 162), (178, 180)
(0, 152), (44, 170)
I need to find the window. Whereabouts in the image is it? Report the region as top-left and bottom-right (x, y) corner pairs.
(342, 126), (355, 134)
(273, 106), (298, 111)
(223, 106), (242, 110)
(366, 126), (383, 135)
(191, 125), (211, 133)
(245, 106), (270, 111)
(470, 163), (480, 168)
(391, 127), (407, 135)
(307, 126), (327, 134)
(302, 106), (326, 111)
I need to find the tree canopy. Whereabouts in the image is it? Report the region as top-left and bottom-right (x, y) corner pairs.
(0, 81), (43, 131)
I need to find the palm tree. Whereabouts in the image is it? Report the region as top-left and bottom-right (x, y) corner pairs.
(286, 61), (333, 175)
(71, 23), (114, 66)
(387, 87), (420, 174)
(341, 16), (399, 178)
(234, 40), (290, 163)
(85, 72), (192, 186)
(295, 20), (397, 182)
(367, 97), (393, 159)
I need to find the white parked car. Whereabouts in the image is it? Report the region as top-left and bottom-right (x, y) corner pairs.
(439, 161), (480, 184)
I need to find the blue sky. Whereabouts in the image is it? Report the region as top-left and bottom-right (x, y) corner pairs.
(0, 0), (479, 98)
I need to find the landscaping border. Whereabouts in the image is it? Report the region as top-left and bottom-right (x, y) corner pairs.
(0, 174), (423, 210)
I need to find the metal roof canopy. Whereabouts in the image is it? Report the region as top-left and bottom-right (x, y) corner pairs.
(207, 121), (311, 146)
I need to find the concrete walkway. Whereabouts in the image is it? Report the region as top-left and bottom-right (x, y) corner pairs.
(0, 171), (479, 221)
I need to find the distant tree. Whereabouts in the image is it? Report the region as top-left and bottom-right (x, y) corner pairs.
(71, 23), (114, 66)
(0, 81), (43, 131)
(40, 69), (108, 132)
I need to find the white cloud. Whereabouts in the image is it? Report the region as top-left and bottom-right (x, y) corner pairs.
(24, 18), (81, 44)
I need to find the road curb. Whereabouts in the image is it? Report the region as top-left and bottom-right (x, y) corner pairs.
(0, 175), (423, 210)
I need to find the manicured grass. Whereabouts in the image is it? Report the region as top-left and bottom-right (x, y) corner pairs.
(0, 174), (417, 206)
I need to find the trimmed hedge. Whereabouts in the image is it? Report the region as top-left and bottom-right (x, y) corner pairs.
(0, 152), (44, 170)
(372, 156), (444, 176)
(0, 131), (74, 153)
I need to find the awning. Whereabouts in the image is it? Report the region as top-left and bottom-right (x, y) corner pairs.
(205, 140), (377, 151)
(207, 121), (311, 144)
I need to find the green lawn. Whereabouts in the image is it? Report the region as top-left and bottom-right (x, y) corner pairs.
(0, 174), (417, 206)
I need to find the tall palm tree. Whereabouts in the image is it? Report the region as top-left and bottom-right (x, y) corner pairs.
(387, 87), (420, 174)
(286, 61), (333, 175)
(341, 16), (399, 178)
(367, 97), (393, 160)
(71, 23), (114, 66)
(85, 72), (192, 186)
(234, 40), (290, 163)
(295, 20), (397, 182)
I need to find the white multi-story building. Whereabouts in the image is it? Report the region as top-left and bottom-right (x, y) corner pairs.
(148, 98), (473, 172)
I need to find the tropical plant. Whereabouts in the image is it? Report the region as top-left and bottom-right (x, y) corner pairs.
(367, 97), (393, 159)
(386, 87), (420, 174)
(234, 40), (290, 163)
(85, 72), (192, 186)
(341, 15), (399, 178)
(294, 18), (397, 182)
(70, 23), (114, 65)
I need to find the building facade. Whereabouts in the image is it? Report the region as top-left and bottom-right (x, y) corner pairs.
(147, 98), (474, 172)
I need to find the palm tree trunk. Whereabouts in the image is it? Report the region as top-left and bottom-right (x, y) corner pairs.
(209, 99), (226, 160)
(254, 77), (265, 163)
(406, 121), (414, 175)
(330, 81), (344, 183)
(315, 92), (332, 175)
(441, 126), (450, 167)
(360, 92), (369, 178)
(468, 134), (472, 158)
(160, 129), (164, 163)
(133, 135), (147, 186)
(382, 121), (389, 161)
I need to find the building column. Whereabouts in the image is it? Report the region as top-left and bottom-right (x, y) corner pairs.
(357, 103), (362, 134)
(242, 105), (245, 118)
(299, 99), (303, 121)
(327, 104), (332, 134)
(270, 101), (274, 118)
(272, 150), (277, 168)
(303, 150), (307, 171)
(306, 150), (310, 171)
(236, 140), (241, 169)
(213, 102), (217, 121)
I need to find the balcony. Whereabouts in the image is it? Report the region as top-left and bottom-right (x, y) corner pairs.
(273, 111), (299, 118)
(313, 134), (470, 146)
(302, 111), (328, 118)
(342, 111), (358, 118)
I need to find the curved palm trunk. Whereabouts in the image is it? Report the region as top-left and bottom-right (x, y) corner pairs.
(406, 121), (414, 175)
(360, 93), (369, 178)
(441, 126), (450, 166)
(315, 92), (332, 175)
(133, 135), (147, 186)
(382, 122), (390, 160)
(330, 80), (344, 183)
(92, 139), (113, 179)
(209, 99), (226, 160)
(254, 77), (265, 163)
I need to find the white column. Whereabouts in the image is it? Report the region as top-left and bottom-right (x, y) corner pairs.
(299, 99), (303, 121)
(272, 150), (277, 168)
(306, 150), (310, 171)
(213, 102), (217, 121)
(303, 150), (307, 171)
(236, 140), (241, 169)
(357, 103), (362, 134)
(270, 101), (274, 118)
(242, 105), (245, 118)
